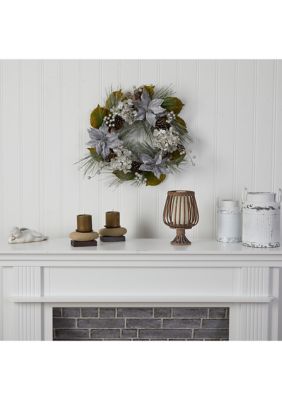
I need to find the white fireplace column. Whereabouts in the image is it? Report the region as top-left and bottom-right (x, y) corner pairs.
(0, 238), (281, 341)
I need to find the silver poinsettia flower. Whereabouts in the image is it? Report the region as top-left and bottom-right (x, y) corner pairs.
(134, 88), (165, 126)
(87, 124), (122, 159)
(139, 153), (169, 179)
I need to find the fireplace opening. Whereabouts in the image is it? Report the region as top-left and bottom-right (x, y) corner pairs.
(52, 307), (229, 341)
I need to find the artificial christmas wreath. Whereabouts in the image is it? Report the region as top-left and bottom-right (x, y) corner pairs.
(80, 85), (191, 186)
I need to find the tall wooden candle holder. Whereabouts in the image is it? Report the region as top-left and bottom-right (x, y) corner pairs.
(163, 190), (199, 246)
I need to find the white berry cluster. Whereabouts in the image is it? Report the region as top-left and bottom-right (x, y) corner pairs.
(134, 172), (147, 185)
(110, 147), (133, 173)
(152, 127), (180, 153)
(104, 113), (116, 128)
(110, 100), (137, 125)
(166, 111), (176, 123)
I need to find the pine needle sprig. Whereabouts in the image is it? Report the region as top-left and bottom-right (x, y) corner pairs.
(153, 85), (174, 99)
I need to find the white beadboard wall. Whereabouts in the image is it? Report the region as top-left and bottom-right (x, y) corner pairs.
(0, 60), (281, 240)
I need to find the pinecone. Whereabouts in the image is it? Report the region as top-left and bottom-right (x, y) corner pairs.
(134, 87), (143, 100)
(114, 115), (124, 130)
(104, 113), (124, 131)
(155, 116), (170, 130)
(177, 144), (186, 154)
(105, 149), (116, 162)
(131, 161), (142, 172)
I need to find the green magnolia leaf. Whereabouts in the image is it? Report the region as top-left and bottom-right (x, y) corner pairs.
(88, 147), (96, 155)
(162, 97), (184, 114)
(88, 147), (103, 161)
(144, 172), (166, 186)
(113, 170), (135, 181)
(144, 85), (155, 97)
(175, 116), (187, 130)
(90, 105), (108, 128)
(105, 90), (123, 109)
(169, 150), (186, 165)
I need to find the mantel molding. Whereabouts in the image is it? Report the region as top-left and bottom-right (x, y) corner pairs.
(0, 239), (281, 341)
(10, 295), (275, 304)
(1, 238), (282, 268)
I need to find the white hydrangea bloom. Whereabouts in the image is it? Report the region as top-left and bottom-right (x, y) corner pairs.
(110, 100), (137, 125)
(110, 147), (133, 173)
(152, 127), (180, 153)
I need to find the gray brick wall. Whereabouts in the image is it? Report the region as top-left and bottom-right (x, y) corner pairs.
(53, 307), (229, 341)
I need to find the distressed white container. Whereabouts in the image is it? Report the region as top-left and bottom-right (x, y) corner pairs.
(242, 190), (281, 248)
(217, 200), (242, 243)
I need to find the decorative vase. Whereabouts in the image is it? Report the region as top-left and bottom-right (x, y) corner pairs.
(216, 200), (242, 243)
(163, 190), (199, 246)
(242, 190), (281, 248)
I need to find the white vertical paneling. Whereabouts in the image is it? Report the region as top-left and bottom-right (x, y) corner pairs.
(61, 61), (80, 235)
(272, 60), (282, 191)
(0, 267), (2, 339)
(21, 61), (41, 230)
(237, 267), (270, 340)
(216, 61), (236, 199)
(196, 61), (217, 239)
(16, 266), (42, 340)
(273, 61), (282, 241)
(1, 61), (21, 236)
(0, 62), (4, 239)
(0, 60), (281, 241)
(43, 61), (62, 237)
(254, 61), (275, 191)
(235, 61), (255, 198)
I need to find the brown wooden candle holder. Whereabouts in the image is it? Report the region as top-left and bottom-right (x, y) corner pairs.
(100, 236), (125, 242)
(71, 240), (97, 247)
(163, 190), (199, 246)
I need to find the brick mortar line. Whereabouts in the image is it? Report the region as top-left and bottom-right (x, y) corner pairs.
(54, 327), (229, 330)
(54, 316), (228, 320)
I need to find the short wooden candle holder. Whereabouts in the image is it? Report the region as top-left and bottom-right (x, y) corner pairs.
(100, 236), (126, 242)
(71, 240), (97, 247)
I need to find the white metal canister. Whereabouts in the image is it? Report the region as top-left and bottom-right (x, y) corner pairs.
(242, 190), (281, 248)
(217, 200), (242, 243)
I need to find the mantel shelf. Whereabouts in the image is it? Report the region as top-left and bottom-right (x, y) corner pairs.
(1, 238), (282, 256)
(10, 295), (275, 304)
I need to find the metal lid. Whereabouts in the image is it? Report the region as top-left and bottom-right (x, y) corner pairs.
(218, 200), (240, 209)
(246, 192), (275, 203)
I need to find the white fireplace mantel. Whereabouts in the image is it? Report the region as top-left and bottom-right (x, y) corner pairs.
(0, 238), (281, 340)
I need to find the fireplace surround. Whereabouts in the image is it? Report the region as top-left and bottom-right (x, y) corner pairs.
(53, 307), (229, 340)
(0, 238), (281, 340)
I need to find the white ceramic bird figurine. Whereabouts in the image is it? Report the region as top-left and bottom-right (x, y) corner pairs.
(8, 227), (48, 244)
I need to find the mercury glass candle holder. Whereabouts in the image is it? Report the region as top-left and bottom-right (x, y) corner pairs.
(163, 190), (199, 246)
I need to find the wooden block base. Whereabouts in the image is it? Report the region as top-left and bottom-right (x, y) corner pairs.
(100, 236), (126, 242)
(71, 240), (97, 247)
